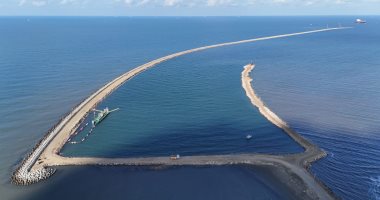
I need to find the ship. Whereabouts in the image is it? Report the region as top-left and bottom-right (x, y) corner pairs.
(92, 107), (119, 127)
(355, 19), (366, 24)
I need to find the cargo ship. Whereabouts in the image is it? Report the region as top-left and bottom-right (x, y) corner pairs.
(92, 107), (119, 127)
(355, 19), (366, 24)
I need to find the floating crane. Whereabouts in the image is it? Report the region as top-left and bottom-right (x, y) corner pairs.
(92, 107), (119, 127)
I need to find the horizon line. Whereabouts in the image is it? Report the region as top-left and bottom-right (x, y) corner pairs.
(0, 14), (378, 17)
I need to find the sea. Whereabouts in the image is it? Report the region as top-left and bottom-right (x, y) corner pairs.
(0, 16), (379, 200)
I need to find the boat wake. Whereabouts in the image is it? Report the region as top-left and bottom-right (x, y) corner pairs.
(369, 176), (380, 200)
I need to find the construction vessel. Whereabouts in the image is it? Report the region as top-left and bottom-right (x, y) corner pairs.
(92, 107), (119, 127)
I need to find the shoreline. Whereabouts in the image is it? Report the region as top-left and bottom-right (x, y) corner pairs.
(12, 28), (348, 198)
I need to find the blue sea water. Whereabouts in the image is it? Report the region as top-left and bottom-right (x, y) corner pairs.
(61, 42), (302, 158)
(0, 16), (379, 200)
(28, 165), (298, 200)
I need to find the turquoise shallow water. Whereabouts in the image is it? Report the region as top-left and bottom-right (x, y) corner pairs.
(0, 17), (379, 200)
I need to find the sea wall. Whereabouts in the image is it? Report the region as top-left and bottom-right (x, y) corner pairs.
(12, 27), (349, 186)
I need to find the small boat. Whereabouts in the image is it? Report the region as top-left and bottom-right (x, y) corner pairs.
(355, 19), (366, 24)
(246, 134), (253, 140)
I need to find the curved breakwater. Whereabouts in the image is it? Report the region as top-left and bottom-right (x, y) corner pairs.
(12, 27), (349, 186)
(241, 64), (327, 167)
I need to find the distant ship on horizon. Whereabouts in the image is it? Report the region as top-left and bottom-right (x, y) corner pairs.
(355, 19), (366, 24)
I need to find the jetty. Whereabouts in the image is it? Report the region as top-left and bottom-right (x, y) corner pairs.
(241, 64), (326, 166)
(12, 27), (349, 199)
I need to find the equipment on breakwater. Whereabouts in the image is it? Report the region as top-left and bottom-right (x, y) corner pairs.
(170, 154), (181, 160)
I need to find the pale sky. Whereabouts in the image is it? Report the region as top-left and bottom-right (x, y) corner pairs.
(0, 0), (379, 16)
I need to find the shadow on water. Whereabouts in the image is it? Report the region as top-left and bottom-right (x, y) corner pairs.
(62, 119), (303, 158)
(29, 165), (298, 200)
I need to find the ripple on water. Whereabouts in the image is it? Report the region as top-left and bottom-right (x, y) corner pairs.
(369, 176), (380, 200)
